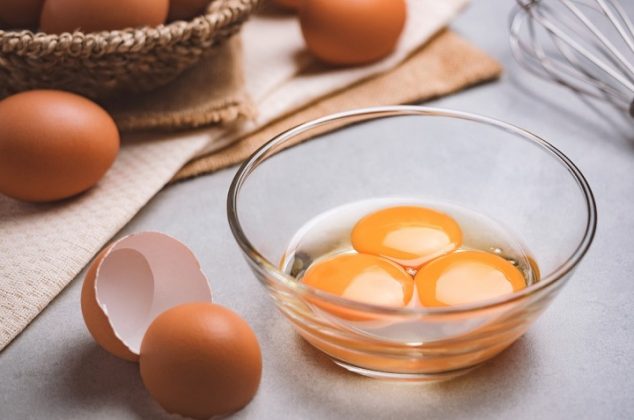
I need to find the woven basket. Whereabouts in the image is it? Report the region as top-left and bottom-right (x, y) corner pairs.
(0, 0), (260, 100)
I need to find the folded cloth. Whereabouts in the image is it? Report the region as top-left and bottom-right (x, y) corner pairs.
(0, 0), (480, 350)
(105, 36), (254, 132)
(174, 30), (502, 181)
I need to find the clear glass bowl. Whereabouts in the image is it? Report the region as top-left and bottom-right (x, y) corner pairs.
(227, 106), (596, 381)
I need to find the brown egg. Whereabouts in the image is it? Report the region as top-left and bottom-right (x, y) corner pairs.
(140, 303), (262, 419)
(81, 232), (213, 363)
(0, 90), (119, 203)
(300, 0), (407, 65)
(40, 0), (169, 34)
(168, 0), (210, 21)
(0, 0), (44, 28)
(272, 0), (301, 10)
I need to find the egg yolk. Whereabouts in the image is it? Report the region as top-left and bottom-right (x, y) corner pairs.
(301, 253), (414, 307)
(351, 206), (463, 269)
(415, 250), (526, 307)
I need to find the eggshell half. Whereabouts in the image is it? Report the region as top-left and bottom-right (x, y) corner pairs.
(81, 232), (212, 362)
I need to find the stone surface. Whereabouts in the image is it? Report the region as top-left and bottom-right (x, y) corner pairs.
(1, 1), (633, 419)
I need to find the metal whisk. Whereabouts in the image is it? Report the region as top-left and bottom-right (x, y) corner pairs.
(510, 0), (634, 117)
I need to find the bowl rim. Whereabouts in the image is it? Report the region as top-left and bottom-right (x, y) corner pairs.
(227, 105), (597, 316)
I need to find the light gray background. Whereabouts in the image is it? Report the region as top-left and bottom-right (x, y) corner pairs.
(2, 1), (633, 419)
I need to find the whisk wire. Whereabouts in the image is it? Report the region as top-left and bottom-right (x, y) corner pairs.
(537, 6), (634, 93)
(550, 34), (631, 103)
(562, 0), (634, 80)
(510, 0), (634, 116)
(513, 22), (625, 106)
(596, 0), (634, 55)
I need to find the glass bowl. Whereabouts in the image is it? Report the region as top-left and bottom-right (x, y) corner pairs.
(227, 106), (596, 381)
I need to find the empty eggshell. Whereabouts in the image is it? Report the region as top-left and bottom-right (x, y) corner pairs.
(81, 232), (212, 362)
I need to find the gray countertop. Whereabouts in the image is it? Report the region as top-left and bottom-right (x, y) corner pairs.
(2, 1), (633, 419)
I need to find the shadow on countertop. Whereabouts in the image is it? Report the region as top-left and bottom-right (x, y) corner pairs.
(50, 341), (176, 419)
(239, 314), (542, 420)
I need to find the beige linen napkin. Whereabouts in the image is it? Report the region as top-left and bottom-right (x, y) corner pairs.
(0, 0), (473, 350)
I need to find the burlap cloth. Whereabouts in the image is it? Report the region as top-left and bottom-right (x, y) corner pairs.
(105, 35), (254, 132)
(0, 0), (501, 350)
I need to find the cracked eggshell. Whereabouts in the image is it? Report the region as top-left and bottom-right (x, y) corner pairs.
(81, 232), (212, 362)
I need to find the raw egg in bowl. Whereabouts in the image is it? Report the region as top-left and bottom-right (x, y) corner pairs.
(227, 106), (596, 381)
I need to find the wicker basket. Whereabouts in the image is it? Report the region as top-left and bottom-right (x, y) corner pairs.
(0, 0), (260, 100)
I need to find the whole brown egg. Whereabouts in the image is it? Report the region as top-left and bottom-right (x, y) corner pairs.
(168, 0), (211, 21)
(40, 0), (169, 34)
(140, 303), (262, 419)
(0, 90), (119, 203)
(300, 0), (407, 65)
(0, 0), (44, 28)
